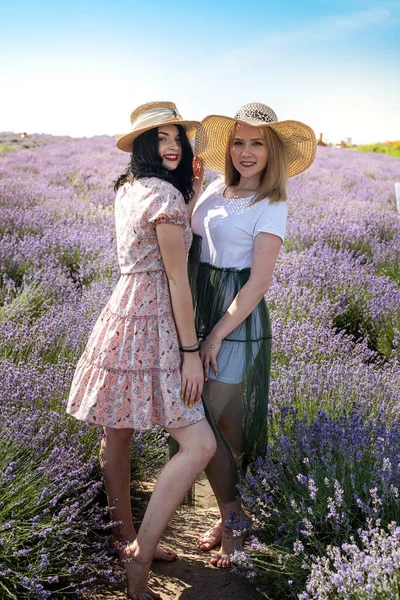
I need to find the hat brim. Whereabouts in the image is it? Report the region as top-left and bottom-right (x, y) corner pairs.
(116, 119), (200, 153)
(195, 115), (316, 177)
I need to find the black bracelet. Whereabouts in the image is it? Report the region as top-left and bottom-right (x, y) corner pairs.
(179, 346), (201, 353)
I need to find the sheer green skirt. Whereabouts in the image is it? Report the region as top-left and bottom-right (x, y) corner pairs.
(189, 234), (272, 467)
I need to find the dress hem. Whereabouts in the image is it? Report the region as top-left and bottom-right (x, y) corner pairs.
(66, 410), (206, 431)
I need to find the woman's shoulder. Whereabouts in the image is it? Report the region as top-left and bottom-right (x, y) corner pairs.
(269, 198), (288, 215)
(141, 177), (183, 199)
(254, 196), (288, 215)
(251, 197), (288, 240)
(205, 176), (225, 194)
(198, 177), (225, 202)
(122, 177), (183, 201)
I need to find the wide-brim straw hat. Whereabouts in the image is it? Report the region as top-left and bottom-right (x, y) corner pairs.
(195, 102), (316, 177)
(116, 101), (200, 153)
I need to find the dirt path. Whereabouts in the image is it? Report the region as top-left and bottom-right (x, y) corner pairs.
(96, 474), (265, 600)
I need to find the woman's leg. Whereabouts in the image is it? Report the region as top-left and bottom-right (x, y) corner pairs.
(197, 379), (249, 567)
(122, 418), (216, 600)
(99, 427), (176, 562)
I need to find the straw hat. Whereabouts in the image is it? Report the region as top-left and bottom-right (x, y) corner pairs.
(116, 101), (200, 153)
(195, 102), (316, 177)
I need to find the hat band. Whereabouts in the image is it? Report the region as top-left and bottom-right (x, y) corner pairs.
(131, 107), (182, 132)
(239, 117), (278, 126)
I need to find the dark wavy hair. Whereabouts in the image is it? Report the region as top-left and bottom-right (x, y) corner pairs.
(114, 125), (194, 204)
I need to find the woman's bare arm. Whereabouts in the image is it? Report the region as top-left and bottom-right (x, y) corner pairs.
(156, 222), (203, 405)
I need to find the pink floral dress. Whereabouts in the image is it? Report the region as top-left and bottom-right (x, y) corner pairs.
(66, 177), (205, 430)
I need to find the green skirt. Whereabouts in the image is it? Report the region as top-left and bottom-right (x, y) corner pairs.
(189, 234), (272, 466)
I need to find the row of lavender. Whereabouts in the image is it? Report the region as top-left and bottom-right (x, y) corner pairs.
(0, 137), (399, 598)
(230, 149), (400, 598)
(0, 137), (167, 599)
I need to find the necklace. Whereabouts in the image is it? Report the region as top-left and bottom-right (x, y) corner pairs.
(224, 186), (255, 200)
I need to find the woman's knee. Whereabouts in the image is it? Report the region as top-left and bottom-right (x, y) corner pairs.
(104, 426), (134, 444)
(202, 430), (218, 462)
(191, 424), (217, 465)
(175, 421), (217, 466)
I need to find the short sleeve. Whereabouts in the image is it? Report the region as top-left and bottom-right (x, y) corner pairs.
(147, 181), (187, 227)
(253, 200), (288, 242)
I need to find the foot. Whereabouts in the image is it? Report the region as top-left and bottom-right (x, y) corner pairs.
(112, 537), (177, 562)
(153, 545), (177, 562)
(197, 519), (223, 551)
(210, 522), (249, 569)
(119, 544), (160, 600)
(210, 548), (232, 568)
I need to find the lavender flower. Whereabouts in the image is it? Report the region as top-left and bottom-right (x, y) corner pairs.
(2, 137), (400, 598)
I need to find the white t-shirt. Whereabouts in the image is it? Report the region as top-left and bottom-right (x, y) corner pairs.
(191, 178), (288, 268)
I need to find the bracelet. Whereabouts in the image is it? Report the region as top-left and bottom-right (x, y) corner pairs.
(205, 337), (216, 350)
(180, 342), (199, 350)
(179, 346), (201, 353)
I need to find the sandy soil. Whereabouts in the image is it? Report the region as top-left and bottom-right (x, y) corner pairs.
(93, 474), (265, 600)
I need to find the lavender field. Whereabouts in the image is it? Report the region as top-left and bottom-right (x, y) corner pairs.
(0, 135), (400, 599)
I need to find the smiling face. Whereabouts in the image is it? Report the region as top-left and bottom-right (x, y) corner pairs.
(158, 125), (182, 170)
(230, 123), (268, 182)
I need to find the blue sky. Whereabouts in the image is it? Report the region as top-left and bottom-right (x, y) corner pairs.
(1, 0), (399, 144)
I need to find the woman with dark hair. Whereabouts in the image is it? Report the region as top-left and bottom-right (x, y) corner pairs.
(191, 103), (317, 568)
(67, 101), (216, 600)
(114, 123), (196, 202)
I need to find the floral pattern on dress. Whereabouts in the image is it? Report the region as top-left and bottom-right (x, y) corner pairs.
(66, 177), (205, 430)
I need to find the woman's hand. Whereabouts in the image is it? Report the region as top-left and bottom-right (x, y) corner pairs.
(192, 156), (205, 200)
(199, 336), (222, 381)
(181, 353), (204, 407)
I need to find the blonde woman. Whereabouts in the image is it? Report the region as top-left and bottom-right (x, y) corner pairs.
(190, 103), (316, 567)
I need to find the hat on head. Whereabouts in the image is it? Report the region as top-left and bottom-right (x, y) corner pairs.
(195, 102), (317, 177)
(116, 101), (200, 153)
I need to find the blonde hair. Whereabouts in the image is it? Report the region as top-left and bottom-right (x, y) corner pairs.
(224, 124), (288, 204)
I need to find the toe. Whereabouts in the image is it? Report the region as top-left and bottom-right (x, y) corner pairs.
(210, 551), (231, 568)
(210, 553), (221, 566)
(199, 541), (211, 551)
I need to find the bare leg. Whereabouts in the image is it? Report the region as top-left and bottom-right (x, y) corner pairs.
(122, 418), (216, 600)
(100, 428), (176, 562)
(197, 379), (250, 567)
